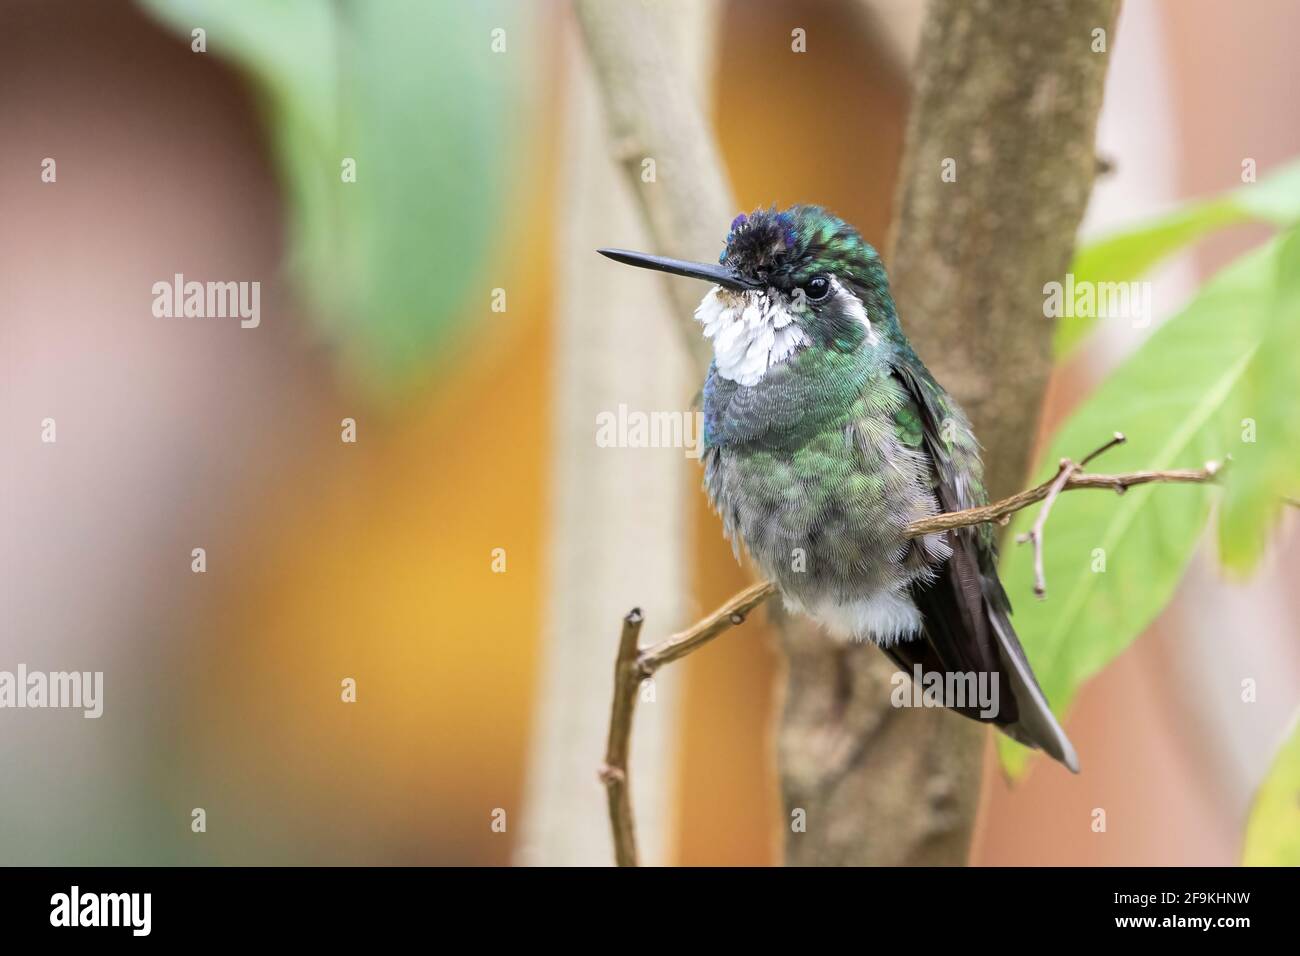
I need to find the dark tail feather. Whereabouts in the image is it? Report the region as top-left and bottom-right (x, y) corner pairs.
(984, 606), (1079, 772)
(893, 538), (1080, 773)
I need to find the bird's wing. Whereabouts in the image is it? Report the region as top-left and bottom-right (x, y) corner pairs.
(888, 361), (1080, 772)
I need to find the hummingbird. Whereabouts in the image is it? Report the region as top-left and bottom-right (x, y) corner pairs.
(599, 204), (1079, 772)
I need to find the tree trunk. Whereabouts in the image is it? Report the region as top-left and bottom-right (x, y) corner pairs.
(780, 0), (1121, 866)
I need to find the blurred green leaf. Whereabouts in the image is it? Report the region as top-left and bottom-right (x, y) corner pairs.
(997, 239), (1286, 776)
(1235, 159), (1300, 222)
(138, 0), (534, 390)
(1217, 227), (1300, 572)
(1054, 158), (1300, 358)
(1243, 713), (1300, 866)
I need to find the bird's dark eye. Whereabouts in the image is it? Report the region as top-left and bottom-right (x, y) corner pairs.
(802, 274), (832, 303)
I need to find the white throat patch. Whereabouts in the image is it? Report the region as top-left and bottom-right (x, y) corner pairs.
(694, 287), (810, 387)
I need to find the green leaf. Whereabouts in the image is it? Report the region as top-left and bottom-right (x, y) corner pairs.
(1243, 713), (1300, 866)
(137, 0), (535, 391)
(1217, 227), (1300, 572)
(997, 239), (1285, 776)
(1236, 159), (1300, 223)
(1054, 158), (1300, 357)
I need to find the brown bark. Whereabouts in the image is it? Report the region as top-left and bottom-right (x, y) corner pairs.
(779, 0), (1121, 866)
(891, 0), (1120, 499)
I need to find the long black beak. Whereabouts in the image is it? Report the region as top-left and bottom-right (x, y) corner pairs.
(597, 248), (759, 292)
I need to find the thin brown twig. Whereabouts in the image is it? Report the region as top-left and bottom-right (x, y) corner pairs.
(1015, 432), (1128, 598)
(601, 442), (1224, 866)
(902, 462), (1221, 537)
(639, 580), (778, 676)
(598, 608), (644, 868)
(597, 583), (776, 867)
(1017, 459), (1079, 598)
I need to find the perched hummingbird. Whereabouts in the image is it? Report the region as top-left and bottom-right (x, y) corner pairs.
(599, 205), (1079, 772)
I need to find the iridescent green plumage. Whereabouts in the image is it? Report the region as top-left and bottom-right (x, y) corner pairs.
(602, 205), (1078, 772)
